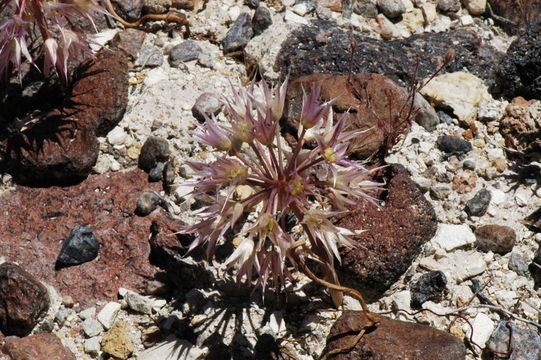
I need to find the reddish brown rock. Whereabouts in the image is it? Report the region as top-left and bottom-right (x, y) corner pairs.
(500, 97), (541, 154)
(325, 311), (466, 359)
(7, 119), (99, 184)
(0, 263), (49, 337)
(7, 50), (128, 183)
(488, 0), (541, 32)
(67, 50), (129, 136)
(3, 333), (75, 360)
(0, 169), (170, 307)
(336, 165), (437, 302)
(110, 29), (147, 61)
(285, 74), (435, 159)
(475, 225), (516, 254)
(317, 0), (342, 12)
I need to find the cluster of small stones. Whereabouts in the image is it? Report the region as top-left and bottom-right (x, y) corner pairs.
(1, 0), (540, 359)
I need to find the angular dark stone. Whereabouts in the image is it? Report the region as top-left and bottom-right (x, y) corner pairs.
(325, 311), (466, 360)
(244, 0), (260, 8)
(169, 41), (203, 66)
(496, 23), (541, 99)
(377, 0), (406, 18)
(486, 321), (541, 360)
(410, 271), (447, 309)
(111, 0), (144, 21)
(138, 136), (170, 172)
(465, 188), (491, 216)
(252, 6), (273, 36)
(56, 225), (100, 268)
(0, 263), (49, 336)
(149, 162), (166, 182)
(475, 224), (516, 254)
(223, 13), (254, 53)
(276, 24), (503, 92)
(336, 165), (437, 302)
(437, 135), (473, 156)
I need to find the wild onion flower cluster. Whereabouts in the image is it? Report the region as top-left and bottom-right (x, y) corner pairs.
(0, 0), (106, 81)
(181, 79), (382, 294)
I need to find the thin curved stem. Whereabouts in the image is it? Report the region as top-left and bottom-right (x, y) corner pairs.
(102, 0), (189, 29)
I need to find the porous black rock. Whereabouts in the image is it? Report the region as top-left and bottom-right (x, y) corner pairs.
(276, 24), (503, 91)
(56, 225), (100, 268)
(410, 271), (447, 309)
(437, 135), (473, 156)
(223, 13), (254, 53)
(465, 188), (491, 216)
(496, 22), (541, 100)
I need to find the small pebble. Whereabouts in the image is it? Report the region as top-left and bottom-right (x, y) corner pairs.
(437, 135), (472, 156)
(474, 224), (516, 254)
(410, 271), (447, 309)
(465, 188), (491, 216)
(136, 191), (162, 216)
(508, 253), (529, 274)
(223, 13), (254, 53)
(169, 41), (203, 66)
(192, 93), (223, 122)
(463, 160), (476, 170)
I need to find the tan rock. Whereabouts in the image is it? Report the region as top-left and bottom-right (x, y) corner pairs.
(420, 72), (491, 123)
(420, 2), (437, 23)
(101, 321), (134, 360)
(462, 0), (486, 15)
(401, 8), (424, 33)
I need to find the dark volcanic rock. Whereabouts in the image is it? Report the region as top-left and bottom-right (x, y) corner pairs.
(410, 271), (447, 309)
(0, 169), (170, 307)
(252, 6), (273, 36)
(3, 333), (76, 360)
(56, 225), (100, 268)
(138, 136), (170, 172)
(496, 22), (541, 99)
(465, 188), (491, 216)
(0, 263), (50, 336)
(475, 224), (516, 254)
(437, 0), (461, 14)
(486, 321), (541, 360)
(437, 135), (473, 156)
(336, 165), (437, 302)
(6, 50), (128, 183)
(285, 74), (437, 159)
(325, 311), (466, 360)
(276, 23), (503, 91)
(223, 13), (254, 53)
(112, 0), (144, 21)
